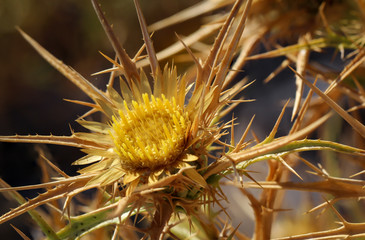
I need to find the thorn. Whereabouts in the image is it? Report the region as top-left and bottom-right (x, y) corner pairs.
(133, 0), (161, 77)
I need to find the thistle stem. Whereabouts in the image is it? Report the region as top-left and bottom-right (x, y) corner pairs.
(148, 200), (173, 240)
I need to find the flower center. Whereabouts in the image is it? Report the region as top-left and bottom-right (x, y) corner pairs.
(110, 93), (189, 172)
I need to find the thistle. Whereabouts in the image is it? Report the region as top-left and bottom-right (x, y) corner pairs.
(1, 0), (365, 239)
(1, 0), (252, 238)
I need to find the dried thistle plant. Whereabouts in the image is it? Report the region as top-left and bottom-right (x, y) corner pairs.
(0, 0), (365, 239)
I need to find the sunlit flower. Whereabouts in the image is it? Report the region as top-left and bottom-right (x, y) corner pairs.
(73, 64), (201, 193)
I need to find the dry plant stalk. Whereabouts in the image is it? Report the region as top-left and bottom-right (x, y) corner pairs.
(1, 0), (365, 239)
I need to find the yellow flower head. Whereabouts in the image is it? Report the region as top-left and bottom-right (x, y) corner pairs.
(74, 61), (202, 190)
(110, 93), (189, 172)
